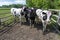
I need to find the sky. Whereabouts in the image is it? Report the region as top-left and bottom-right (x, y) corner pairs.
(0, 0), (26, 6)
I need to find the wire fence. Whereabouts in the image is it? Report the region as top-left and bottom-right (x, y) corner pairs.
(49, 9), (60, 34)
(0, 13), (17, 33)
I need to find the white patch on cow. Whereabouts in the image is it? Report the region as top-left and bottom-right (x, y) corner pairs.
(11, 8), (17, 15)
(36, 9), (42, 20)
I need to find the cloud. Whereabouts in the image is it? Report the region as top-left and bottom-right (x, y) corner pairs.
(0, 0), (15, 2)
(15, 0), (26, 4)
(0, 0), (26, 6)
(0, 2), (13, 6)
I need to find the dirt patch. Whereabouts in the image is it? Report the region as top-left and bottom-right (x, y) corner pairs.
(0, 23), (60, 40)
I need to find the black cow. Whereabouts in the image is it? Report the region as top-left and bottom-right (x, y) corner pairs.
(23, 7), (36, 27)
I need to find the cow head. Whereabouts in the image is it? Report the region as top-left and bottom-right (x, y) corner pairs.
(42, 10), (52, 24)
(22, 6), (28, 12)
(42, 12), (47, 21)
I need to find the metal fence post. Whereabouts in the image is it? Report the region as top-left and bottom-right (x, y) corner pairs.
(57, 11), (60, 25)
(0, 18), (1, 26)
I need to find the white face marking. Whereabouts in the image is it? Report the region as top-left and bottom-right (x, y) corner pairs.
(22, 6), (26, 10)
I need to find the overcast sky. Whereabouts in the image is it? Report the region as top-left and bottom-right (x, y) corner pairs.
(0, 0), (26, 6)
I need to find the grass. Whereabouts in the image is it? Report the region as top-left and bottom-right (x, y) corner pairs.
(0, 13), (12, 18)
(0, 8), (11, 18)
(0, 9), (10, 13)
(3, 17), (14, 26)
(0, 8), (14, 30)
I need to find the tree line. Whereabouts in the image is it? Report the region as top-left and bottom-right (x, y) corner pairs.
(0, 4), (24, 8)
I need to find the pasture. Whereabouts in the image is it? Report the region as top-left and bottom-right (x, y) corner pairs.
(0, 8), (60, 40)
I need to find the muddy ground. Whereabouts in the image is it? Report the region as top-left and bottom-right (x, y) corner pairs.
(0, 22), (60, 40)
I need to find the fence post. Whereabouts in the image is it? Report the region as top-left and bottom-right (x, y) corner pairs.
(57, 11), (60, 25)
(0, 18), (1, 26)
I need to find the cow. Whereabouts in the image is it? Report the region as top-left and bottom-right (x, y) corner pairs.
(36, 9), (52, 31)
(23, 7), (36, 27)
(11, 6), (32, 26)
(11, 7), (24, 26)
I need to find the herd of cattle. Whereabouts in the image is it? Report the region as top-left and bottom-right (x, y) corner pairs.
(11, 6), (56, 32)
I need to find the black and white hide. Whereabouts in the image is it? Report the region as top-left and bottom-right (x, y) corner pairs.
(36, 9), (52, 31)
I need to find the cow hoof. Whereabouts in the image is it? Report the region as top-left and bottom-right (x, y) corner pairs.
(43, 30), (46, 35)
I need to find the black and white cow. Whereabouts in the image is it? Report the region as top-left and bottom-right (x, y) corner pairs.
(11, 6), (28, 26)
(36, 9), (52, 31)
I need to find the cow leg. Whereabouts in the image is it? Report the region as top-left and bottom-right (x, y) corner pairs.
(26, 17), (29, 22)
(32, 20), (35, 27)
(43, 22), (47, 32)
(19, 15), (21, 26)
(25, 14), (29, 23)
(33, 17), (36, 27)
(21, 15), (24, 24)
(30, 20), (32, 27)
(14, 15), (16, 23)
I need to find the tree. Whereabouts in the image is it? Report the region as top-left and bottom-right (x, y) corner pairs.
(26, 0), (60, 9)
(26, 0), (49, 9)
